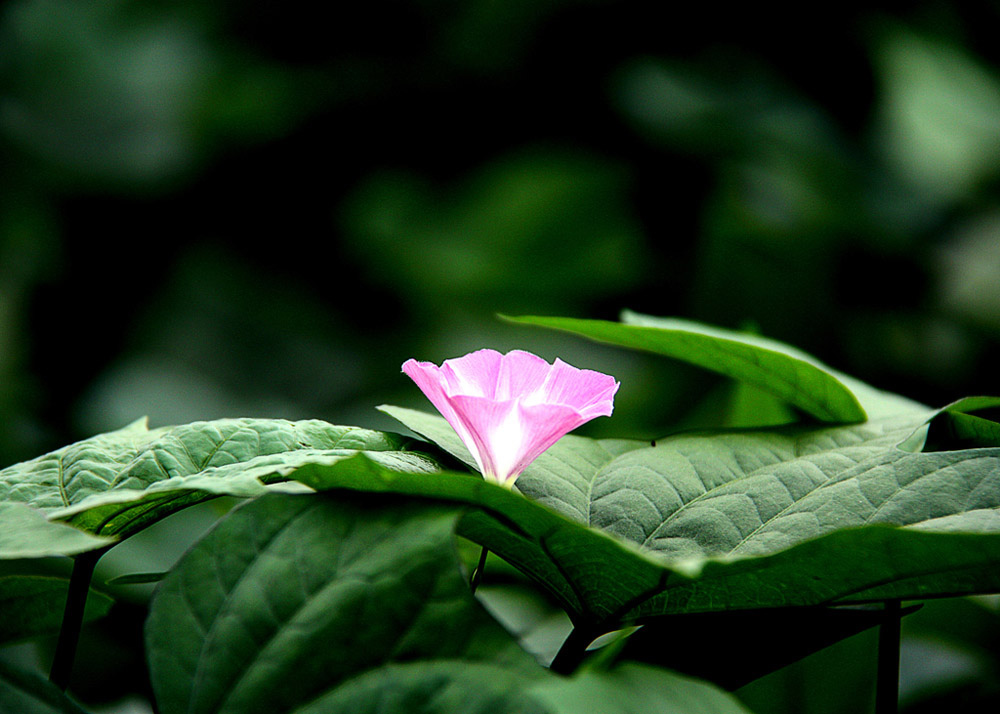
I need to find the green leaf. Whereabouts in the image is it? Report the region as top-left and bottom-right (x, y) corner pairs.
(146, 491), (752, 714)
(0, 503), (114, 559)
(379, 405), (482, 472)
(0, 575), (114, 644)
(0, 417), (435, 550)
(103, 572), (166, 586)
(146, 493), (543, 714)
(529, 663), (754, 714)
(383, 407), (950, 563)
(723, 380), (798, 428)
(360, 408), (1000, 627)
(286, 663), (547, 714)
(504, 312), (926, 422)
(291, 452), (655, 625)
(921, 396), (1000, 451)
(378, 404), (647, 527)
(0, 659), (90, 714)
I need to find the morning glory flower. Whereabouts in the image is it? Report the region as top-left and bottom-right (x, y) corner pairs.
(402, 349), (619, 487)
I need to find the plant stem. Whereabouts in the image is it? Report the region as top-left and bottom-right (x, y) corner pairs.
(550, 625), (596, 675)
(875, 600), (902, 714)
(49, 548), (105, 691)
(469, 546), (489, 593)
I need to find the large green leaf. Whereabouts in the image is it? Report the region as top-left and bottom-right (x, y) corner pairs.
(147, 493), (543, 714)
(0, 660), (90, 714)
(0, 575), (114, 644)
(0, 417), (436, 555)
(0, 503), (113, 559)
(504, 312), (925, 422)
(146, 492), (752, 714)
(354, 407), (1000, 627)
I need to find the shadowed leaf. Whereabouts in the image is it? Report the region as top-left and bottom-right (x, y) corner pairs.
(0, 660), (89, 714)
(0, 575), (113, 644)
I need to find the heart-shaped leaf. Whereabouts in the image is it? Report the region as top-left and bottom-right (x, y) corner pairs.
(146, 491), (752, 714)
(147, 493), (545, 714)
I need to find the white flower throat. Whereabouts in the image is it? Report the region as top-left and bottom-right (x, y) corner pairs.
(488, 404), (526, 484)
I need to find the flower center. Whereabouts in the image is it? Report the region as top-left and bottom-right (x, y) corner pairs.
(488, 405), (525, 483)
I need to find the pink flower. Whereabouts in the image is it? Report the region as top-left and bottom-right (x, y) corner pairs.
(402, 349), (619, 487)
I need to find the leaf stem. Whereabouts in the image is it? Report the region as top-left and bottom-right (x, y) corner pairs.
(875, 600), (901, 714)
(469, 546), (489, 593)
(50, 548), (106, 691)
(550, 625), (596, 675)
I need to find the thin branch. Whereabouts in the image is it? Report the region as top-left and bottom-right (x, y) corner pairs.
(469, 546), (489, 594)
(49, 548), (108, 691)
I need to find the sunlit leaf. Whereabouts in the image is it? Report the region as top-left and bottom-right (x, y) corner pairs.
(0, 417), (435, 551)
(367, 407), (1000, 627)
(0, 503), (113, 559)
(504, 312), (926, 421)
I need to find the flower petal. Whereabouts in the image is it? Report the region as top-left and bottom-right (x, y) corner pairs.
(401, 358), (486, 473)
(507, 401), (594, 484)
(494, 350), (555, 402)
(448, 395), (524, 484)
(403, 349), (619, 487)
(439, 349), (503, 399)
(540, 358), (620, 413)
(449, 396), (592, 485)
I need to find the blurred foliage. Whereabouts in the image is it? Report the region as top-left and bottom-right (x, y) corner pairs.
(2, 0), (1000, 711)
(898, 597), (1000, 712)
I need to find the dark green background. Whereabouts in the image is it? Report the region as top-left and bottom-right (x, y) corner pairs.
(1, 1), (999, 712)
